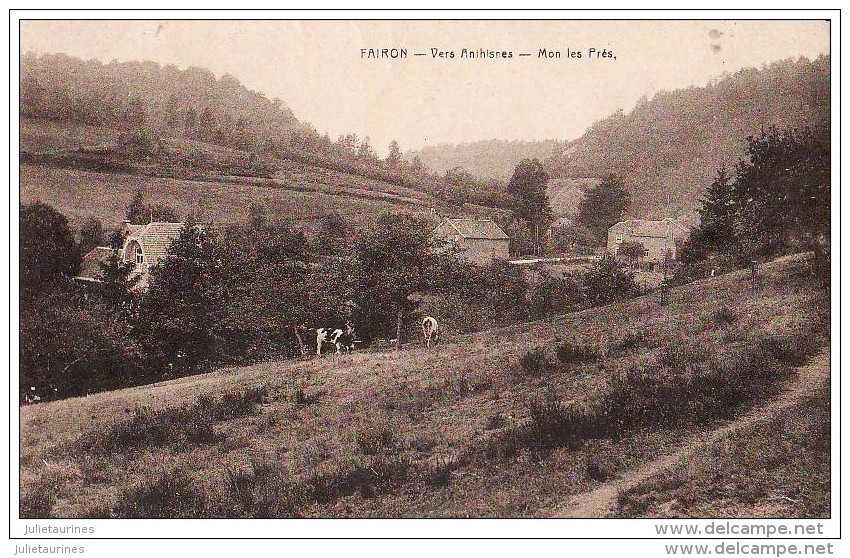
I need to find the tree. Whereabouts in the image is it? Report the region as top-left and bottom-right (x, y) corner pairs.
(358, 136), (376, 160)
(124, 189), (179, 224)
(122, 98), (147, 128)
(506, 159), (553, 256)
(386, 140), (402, 168)
(223, 220), (312, 358)
(316, 212), (348, 255)
(353, 213), (439, 347)
(680, 126), (830, 275)
(581, 256), (639, 307)
(20, 287), (140, 402)
(529, 272), (585, 319)
(576, 174), (631, 245)
(617, 240), (646, 267)
(20, 202), (81, 302)
(96, 252), (141, 311)
(78, 216), (106, 255)
(679, 166), (737, 264)
(733, 126), (830, 261)
(199, 106), (218, 141)
(165, 94), (180, 128)
(184, 107), (198, 136)
(135, 223), (233, 373)
(409, 155), (425, 174)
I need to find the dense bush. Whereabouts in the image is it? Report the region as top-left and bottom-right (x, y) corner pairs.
(711, 307), (736, 325)
(581, 256), (640, 307)
(613, 330), (650, 353)
(530, 273), (585, 319)
(519, 347), (553, 375)
(19, 283), (142, 403)
(555, 341), (599, 365)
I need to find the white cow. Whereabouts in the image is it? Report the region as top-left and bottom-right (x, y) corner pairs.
(422, 316), (440, 349)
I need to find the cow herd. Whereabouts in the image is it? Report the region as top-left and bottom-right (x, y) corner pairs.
(306, 316), (440, 356)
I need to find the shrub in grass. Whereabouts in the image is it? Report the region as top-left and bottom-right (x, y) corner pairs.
(758, 333), (819, 367)
(100, 470), (204, 518)
(215, 455), (414, 516)
(292, 387), (308, 405)
(201, 385), (268, 421)
(483, 413), (507, 431)
(711, 307), (736, 325)
(20, 484), (55, 518)
(555, 341), (599, 365)
(308, 455), (412, 502)
(519, 347), (553, 375)
(423, 457), (460, 488)
(614, 330), (650, 353)
(75, 387), (266, 455)
(487, 335), (801, 461)
(585, 449), (619, 482)
(354, 426), (398, 455)
(219, 461), (305, 518)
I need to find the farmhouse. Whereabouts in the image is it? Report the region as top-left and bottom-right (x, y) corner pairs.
(433, 218), (510, 266)
(76, 220), (184, 289)
(607, 218), (689, 265)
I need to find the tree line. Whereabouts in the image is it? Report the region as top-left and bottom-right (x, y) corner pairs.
(20, 52), (520, 212)
(20, 194), (642, 404)
(677, 125), (830, 281)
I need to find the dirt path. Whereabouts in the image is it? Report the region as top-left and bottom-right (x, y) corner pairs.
(546, 349), (831, 518)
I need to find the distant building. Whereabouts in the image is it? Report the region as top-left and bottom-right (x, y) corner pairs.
(607, 218), (689, 265)
(433, 218), (510, 266)
(76, 221), (184, 289)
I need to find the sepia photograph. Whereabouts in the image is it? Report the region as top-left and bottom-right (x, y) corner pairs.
(12, 13), (836, 542)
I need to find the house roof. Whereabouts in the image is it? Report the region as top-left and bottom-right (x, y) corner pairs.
(127, 222), (184, 264)
(443, 218), (509, 240)
(609, 218), (689, 239)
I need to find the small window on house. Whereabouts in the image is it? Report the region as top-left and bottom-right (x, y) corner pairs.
(615, 234), (623, 243)
(135, 246), (144, 265)
(643, 248), (650, 257)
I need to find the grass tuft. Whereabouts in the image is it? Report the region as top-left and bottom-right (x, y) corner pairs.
(555, 341), (599, 365)
(519, 347), (553, 375)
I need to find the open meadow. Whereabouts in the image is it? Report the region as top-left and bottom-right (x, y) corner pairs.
(20, 164), (431, 233)
(19, 254), (829, 518)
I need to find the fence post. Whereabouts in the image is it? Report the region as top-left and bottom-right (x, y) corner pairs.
(750, 260), (759, 293)
(292, 326), (307, 358)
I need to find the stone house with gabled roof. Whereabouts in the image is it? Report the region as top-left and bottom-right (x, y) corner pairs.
(76, 220), (185, 289)
(433, 218), (510, 266)
(607, 218), (689, 265)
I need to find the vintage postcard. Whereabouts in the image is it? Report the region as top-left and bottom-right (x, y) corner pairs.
(12, 12), (837, 550)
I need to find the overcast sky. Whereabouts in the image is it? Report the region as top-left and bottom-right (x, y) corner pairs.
(20, 20), (830, 155)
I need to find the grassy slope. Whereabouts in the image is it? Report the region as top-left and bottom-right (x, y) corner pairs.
(19, 118), (123, 153)
(19, 117), (444, 232)
(20, 164), (431, 233)
(612, 381), (830, 518)
(19, 254), (829, 518)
